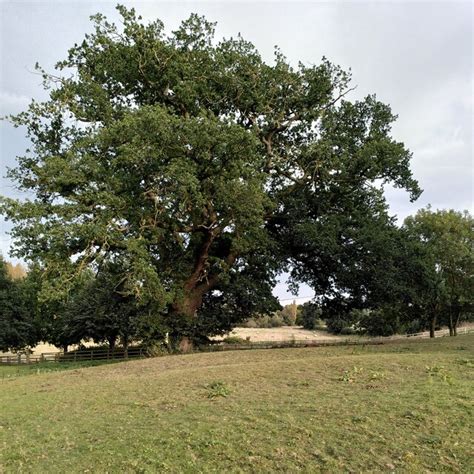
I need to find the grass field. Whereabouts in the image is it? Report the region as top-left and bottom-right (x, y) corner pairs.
(1, 335), (473, 472)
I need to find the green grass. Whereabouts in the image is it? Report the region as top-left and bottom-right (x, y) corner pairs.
(1, 335), (473, 472)
(0, 360), (122, 379)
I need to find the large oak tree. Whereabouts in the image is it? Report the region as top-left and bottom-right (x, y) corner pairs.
(1, 6), (420, 349)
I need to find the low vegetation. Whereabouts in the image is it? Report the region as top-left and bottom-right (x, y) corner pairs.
(1, 334), (473, 472)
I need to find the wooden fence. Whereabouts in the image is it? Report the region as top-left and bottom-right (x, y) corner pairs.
(1, 327), (472, 365)
(0, 347), (145, 365)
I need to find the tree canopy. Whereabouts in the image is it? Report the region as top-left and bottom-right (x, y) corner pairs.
(0, 257), (39, 352)
(1, 6), (421, 349)
(403, 208), (474, 336)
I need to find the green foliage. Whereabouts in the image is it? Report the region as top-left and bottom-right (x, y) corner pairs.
(324, 309), (356, 335)
(278, 303), (298, 325)
(205, 380), (231, 399)
(355, 307), (402, 337)
(243, 313), (286, 328)
(0, 258), (39, 351)
(222, 336), (250, 345)
(1, 6), (420, 344)
(403, 208), (474, 335)
(299, 302), (323, 330)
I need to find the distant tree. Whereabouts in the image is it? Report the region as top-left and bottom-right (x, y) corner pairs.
(403, 208), (474, 337)
(5, 261), (27, 280)
(277, 302), (298, 326)
(299, 302), (323, 330)
(1, 6), (420, 350)
(0, 258), (39, 352)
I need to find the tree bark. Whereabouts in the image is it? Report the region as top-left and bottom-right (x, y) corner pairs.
(122, 335), (129, 359)
(429, 315), (436, 338)
(453, 307), (461, 336)
(169, 292), (204, 353)
(169, 235), (238, 352)
(448, 306), (454, 336)
(107, 336), (116, 351)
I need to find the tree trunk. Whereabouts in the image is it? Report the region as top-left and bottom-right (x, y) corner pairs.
(453, 307), (461, 336)
(168, 243), (237, 352)
(429, 315), (436, 338)
(448, 307), (454, 336)
(107, 336), (116, 351)
(63, 345), (68, 353)
(178, 336), (194, 353)
(169, 294), (203, 353)
(123, 335), (129, 359)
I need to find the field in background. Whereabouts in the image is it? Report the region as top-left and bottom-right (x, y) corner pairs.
(4, 324), (473, 357)
(226, 326), (343, 342)
(1, 334), (473, 472)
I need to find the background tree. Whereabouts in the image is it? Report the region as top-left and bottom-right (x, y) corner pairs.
(5, 261), (27, 280)
(1, 6), (420, 350)
(67, 262), (165, 354)
(403, 208), (474, 337)
(0, 258), (39, 352)
(298, 302), (323, 330)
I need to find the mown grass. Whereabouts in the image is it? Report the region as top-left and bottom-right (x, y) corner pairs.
(0, 360), (122, 379)
(1, 335), (473, 472)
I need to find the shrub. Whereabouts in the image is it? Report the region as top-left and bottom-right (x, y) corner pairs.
(240, 313), (287, 328)
(340, 327), (357, 335)
(299, 302), (323, 330)
(242, 318), (258, 329)
(222, 336), (250, 345)
(270, 314), (284, 327)
(357, 308), (401, 337)
(325, 316), (353, 334)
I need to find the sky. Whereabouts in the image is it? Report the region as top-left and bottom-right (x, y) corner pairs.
(0, 0), (472, 302)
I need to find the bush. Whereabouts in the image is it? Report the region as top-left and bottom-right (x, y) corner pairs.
(242, 318), (258, 328)
(325, 317), (353, 334)
(222, 336), (250, 345)
(145, 342), (170, 357)
(270, 315), (284, 327)
(299, 302), (323, 330)
(357, 308), (402, 337)
(278, 304), (297, 325)
(339, 327), (357, 335)
(403, 319), (425, 335)
(242, 314), (286, 328)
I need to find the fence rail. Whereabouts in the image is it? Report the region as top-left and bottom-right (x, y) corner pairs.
(0, 347), (145, 365)
(1, 327), (473, 365)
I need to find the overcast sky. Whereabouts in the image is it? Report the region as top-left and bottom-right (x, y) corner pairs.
(0, 0), (472, 302)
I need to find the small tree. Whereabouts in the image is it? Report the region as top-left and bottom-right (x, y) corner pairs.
(299, 302), (323, 330)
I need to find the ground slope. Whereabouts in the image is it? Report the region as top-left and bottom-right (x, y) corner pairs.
(1, 335), (473, 472)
